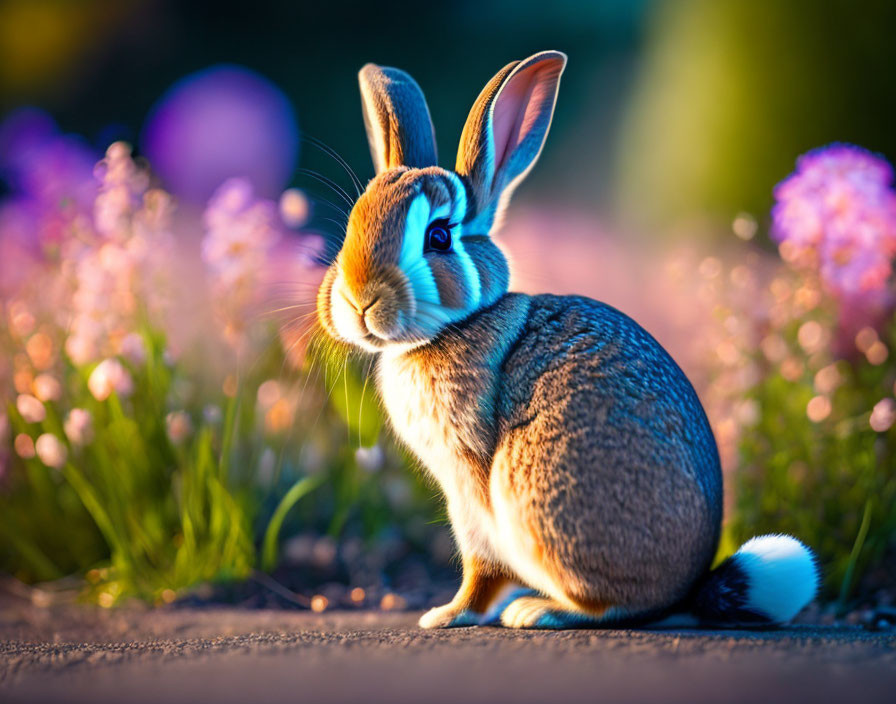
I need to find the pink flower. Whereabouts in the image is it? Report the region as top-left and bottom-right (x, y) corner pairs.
(201, 178), (284, 345)
(202, 178), (282, 287)
(869, 398), (896, 433)
(32, 373), (62, 402)
(64, 408), (94, 446)
(119, 333), (147, 366)
(772, 144), (896, 309)
(16, 394), (46, 423)
(165, 411), (193, 445)
(14, 433), (35, 459)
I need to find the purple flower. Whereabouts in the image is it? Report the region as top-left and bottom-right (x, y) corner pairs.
(772, 144), (896, 307)
(0, 108), (97, 213)
(0, 109), (98, 294)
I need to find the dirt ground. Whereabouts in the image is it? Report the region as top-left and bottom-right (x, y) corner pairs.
(2, 604), (895, 704)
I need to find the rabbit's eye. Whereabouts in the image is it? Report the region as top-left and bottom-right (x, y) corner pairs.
(425, 220), (453, 252)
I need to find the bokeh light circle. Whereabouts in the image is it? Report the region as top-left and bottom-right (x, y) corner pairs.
(141, 65), (298, 204)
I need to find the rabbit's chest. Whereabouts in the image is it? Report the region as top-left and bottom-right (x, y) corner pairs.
(377, 353), (499, 557)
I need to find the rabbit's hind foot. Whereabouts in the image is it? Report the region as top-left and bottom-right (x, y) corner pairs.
(418, 603), (481, 629)
(500, 595), (611, 629)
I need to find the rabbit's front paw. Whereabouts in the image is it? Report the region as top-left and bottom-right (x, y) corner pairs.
(418, 603), (480, 629)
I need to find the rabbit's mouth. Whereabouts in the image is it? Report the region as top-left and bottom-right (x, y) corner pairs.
(321, 266), (421, 351)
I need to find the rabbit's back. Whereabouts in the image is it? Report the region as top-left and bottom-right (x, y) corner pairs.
(491, 294), (722, 613)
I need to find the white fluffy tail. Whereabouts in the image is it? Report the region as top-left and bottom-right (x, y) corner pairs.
(691, 534), (820, 625)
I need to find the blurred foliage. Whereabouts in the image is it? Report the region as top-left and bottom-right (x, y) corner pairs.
(1, 327), (255, 603)
(730, 309), (896, 606)
(0, 316), (444, 604)
(616, 0), (896, 232)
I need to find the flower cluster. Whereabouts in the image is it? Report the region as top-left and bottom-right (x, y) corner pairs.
(0, 110), (317, 488)
(65, 143), (176, 365)
(0, 107), (324, 601)
(201, 178), (284, 348)
(772, 144), (896, 309)
(703, 144), (896, 599)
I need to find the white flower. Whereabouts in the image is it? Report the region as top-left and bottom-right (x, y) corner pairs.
(870, 398), (896, 433)
(355, 445), (385, 473)
(88, 359), (134, 401)
(165, 411), (193, 445)
(64, 408), (94, 446)
(202, 404), (223, 425)
(35, 433), (67, 469)
(33, 374), (62, 402)
(16, 394), (46, 423)
(65, 332), (100, 366)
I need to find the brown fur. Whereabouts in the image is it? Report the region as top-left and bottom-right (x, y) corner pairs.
(381, 294), (718, 619)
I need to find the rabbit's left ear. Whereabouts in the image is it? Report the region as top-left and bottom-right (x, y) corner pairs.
(456, 51), (566, 230)
(358, 64), (438, 174)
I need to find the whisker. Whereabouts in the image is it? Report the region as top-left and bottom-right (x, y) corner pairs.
(279, 317), (322, 359)
(306, 195), (350, 220)
(357, 354), (375, 448)
(318, 217), (348, 234)
(301, 135), (364, 196)
(295, 168), (356, 209)
(274, 318), (319, 340)
(342, 353), (351, 446)
(260, 303), (317, 317)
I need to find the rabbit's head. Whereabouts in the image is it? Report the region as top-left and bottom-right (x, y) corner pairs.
(318, 51), (566, 352)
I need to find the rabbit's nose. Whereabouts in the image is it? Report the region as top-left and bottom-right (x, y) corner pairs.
(358, 285), (404, 340)
(357, 293), (382, 317)
(342, 290), (385, 329)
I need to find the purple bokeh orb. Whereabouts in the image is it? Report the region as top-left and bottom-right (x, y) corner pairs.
(141, 65), (299, 204)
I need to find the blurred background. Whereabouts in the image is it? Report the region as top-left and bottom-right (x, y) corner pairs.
(1, 0), (894, 620)
(4, 0), (896, 225)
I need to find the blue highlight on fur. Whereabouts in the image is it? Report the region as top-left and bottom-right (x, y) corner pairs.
(478, 587), (537, 625)
(533, 610), (603, 629)
(444, 610), (482, 627)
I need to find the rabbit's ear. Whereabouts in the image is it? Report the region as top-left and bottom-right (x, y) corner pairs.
(358, 64), (438, 174)
(456, 51), (566, 229)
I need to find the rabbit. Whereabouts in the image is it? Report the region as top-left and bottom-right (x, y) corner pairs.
(316, 50), (819, 629)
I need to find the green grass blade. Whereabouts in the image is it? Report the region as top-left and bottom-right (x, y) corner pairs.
(0, 526), (64, 581)
(261, 475), (325, 572)
(836, 498), (872, 614)
(219, 394), (239, 482)
(60, 462), (124, 557)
